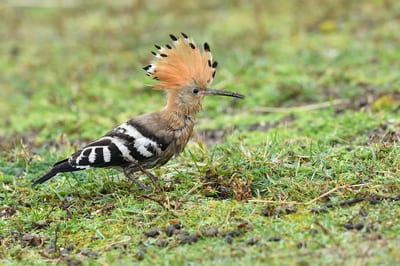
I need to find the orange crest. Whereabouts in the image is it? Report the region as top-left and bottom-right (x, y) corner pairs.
(143, 33), (218, 90)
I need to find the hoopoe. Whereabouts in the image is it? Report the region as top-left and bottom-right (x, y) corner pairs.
(33, 33), (244, 189)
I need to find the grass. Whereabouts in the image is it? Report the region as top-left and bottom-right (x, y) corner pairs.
(1, 0), (400, 265)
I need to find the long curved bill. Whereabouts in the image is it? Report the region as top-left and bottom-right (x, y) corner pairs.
(203, 88), (245, 99)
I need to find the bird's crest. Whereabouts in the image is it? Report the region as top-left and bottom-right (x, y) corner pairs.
(143, 33), (218, 90)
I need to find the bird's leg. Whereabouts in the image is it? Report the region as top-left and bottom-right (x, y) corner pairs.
(134, 164), (164, 196)
(123, 168), (151, 191)
(132, 163), (169, 207)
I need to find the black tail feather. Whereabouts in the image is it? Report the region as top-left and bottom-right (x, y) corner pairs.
(32, 159), (79, 186)
(32, 169), (59, 186)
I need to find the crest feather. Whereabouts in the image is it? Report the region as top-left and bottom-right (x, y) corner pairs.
(143, 34), (217, 90)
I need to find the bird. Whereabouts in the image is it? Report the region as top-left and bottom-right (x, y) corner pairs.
(32, 33), (244, 189)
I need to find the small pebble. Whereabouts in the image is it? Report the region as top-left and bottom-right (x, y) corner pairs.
(80, 248), (98, 258)
(225, 235), (233, 244)
(246, 238), (258, 246)
(354, 223), (364, 230)
(343, 222), (354, 230)
(268, 236), (281, 242)
(66, 259), (82, 266)
(222, 229), (242, 238)
(369, 197), (379, 205)
(277, 205), (297, 215)
(171, 223), (182, 230)
(216, 186), (231, 199)
(297, 241), (307, 249)
(165, 225), (180, 237)
(261, 206), (276, 217)
(135, 250), (145, 260)
(144, 230), (160, 238)
(178, 234), (198, 245)
(200, 227), (219, 237)
(34, 220), (49, 228)
(22, 233), (42, 247)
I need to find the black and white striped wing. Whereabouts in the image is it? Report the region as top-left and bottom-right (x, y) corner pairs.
(68, 121), (168, 169)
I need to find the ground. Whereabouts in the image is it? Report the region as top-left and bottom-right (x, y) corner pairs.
(1, 0), (400, 265)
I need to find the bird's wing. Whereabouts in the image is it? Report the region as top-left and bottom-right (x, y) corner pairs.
(68, 121), (169, 169)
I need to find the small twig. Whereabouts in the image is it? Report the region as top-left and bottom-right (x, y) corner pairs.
(223, 210), (231, 228)
(102, 237), (132, 251)
(370, 194), (400, 202)
(311, 197), (366, 214)
(306, 185), (352, 205)
(54, 224), (59, 255)
(38, 251), (53, 259)
(183, 182), (214, 198)
(248, 199), (303, 205)
(248, 184), (368, 205)
(314, 219), (341, 247)
(253, 99), (350, 113)
(122, 210), (158, 215)
(268, 250), (319, 260)
(138, 195), (167, 209)
(338, 197), (365, 207)
(138, 195), (177, 218)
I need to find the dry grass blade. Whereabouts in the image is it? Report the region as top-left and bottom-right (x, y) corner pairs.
(248, 184), (369, 205)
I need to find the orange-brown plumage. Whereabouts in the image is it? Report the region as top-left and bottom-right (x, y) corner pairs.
(144, 33), (216, 90)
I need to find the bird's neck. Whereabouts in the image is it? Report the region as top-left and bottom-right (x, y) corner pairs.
(160, 93), (200, 131)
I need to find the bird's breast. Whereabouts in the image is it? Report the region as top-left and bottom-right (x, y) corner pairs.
(172, 116), (195, 154)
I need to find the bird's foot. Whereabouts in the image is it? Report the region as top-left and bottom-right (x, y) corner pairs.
(124, 163), (174, 212)
(123, 170), (152, 191)
(133, 179), (152, 191)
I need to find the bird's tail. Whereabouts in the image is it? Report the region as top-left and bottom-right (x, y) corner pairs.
(32, 159), (79, 186)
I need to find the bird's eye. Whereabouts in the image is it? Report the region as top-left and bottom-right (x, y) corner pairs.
(192, 88), (199, 94)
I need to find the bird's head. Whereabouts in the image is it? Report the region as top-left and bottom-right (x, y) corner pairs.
(143, 33), (244, 114)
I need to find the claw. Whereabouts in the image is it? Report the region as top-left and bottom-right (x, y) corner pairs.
(136, 181), (152, 191)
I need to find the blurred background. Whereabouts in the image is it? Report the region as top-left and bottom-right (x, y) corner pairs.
(1, 0), (399, 149)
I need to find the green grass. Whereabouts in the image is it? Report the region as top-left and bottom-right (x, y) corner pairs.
(1, 0), (400, 265)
